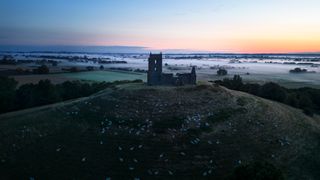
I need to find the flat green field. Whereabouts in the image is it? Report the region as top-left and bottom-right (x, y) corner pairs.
(12, 70), (147, 85)
(60, 70), (146, 82)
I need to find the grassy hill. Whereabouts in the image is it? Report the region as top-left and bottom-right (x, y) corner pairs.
(0, 83), (319, 179)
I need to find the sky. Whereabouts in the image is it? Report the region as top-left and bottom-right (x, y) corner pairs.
(0, 0), (320, 53)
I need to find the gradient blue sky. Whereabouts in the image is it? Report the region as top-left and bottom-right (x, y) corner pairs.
(1, 0), (320, 53)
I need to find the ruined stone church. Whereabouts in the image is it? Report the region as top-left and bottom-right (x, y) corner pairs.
(147, 53), (196, 86)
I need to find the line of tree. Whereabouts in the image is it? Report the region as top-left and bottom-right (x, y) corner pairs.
(0, 76), (142, 114)
(32, 65), (50, 74)
(217, 68), (228, 76)
(289, 67), (307, 73)
(215, 75), (320, 116)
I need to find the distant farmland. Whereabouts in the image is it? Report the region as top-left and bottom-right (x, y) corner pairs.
(11, 70), (147, 85)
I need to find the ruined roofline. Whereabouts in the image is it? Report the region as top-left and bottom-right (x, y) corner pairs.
(149, 52), (162, 59)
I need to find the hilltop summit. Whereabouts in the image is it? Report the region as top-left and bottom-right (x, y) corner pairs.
(0, 83), (319, 179)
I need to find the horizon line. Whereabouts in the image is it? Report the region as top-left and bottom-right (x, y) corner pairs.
(0, 45), (320, 55)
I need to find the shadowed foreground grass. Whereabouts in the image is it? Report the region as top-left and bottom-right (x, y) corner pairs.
(0, 83), (319, 179)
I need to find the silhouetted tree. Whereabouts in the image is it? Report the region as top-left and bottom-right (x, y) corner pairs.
(33, 65), (49, 74)
(35, 80), (61, 105)
(298, 94), (313, 109)
(86, 66), (94, 71)
(214, 75), (320, 116)
(217, 68), (228, 76)
(16, 84), (37, 109)
(260, 82), (287, 102)
(290, 67), (307, 73)
(0, 76), (18, 113)
(242, 83), (261, 96)
(285, 93), (299, 108)
(230, 75), (243, 90)
(51, 61), (58, 66)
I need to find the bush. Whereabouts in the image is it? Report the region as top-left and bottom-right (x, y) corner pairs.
(218, 75), (243, 90)
(214, 75), (320, 116)
(0, 79), (141, 114)
(16, 84), (36, 109)
(64, 67), (79, 72)
(33, 65), (49, 74)
(290, 67), (307, 73)
(242, 83), (261, 96)
(260, 82), (287, 102)
(297, 94), (313, 109)
(285, 93), (299, 107)
(303, 108), (314, 117)
(51, 61), (58, 66)
(36, 80), (61, 105)
(0, 76), (18, 113)
(217, 68), (228, 76)
(86, 66), (94, 71)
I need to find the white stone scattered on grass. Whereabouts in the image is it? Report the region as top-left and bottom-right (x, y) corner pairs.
(138, 145), (143, 149)
(119, 158), (124, 162)
(101, 128), (105, 134)
(168, 170), (173, 175)
(56, 148), (61, 152)
(129, 166), (135, 170)
(133, 158), (138, 163)
(180, 152), (186, 156)
(81, 157), (86, 162)
(118, 146), (122, 151)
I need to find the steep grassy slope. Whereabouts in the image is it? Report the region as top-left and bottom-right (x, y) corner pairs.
(0, 83), (319, 179)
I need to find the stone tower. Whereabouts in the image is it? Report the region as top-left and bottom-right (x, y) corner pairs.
(190, 66), (196, 84)
(147, 53), (163, 85)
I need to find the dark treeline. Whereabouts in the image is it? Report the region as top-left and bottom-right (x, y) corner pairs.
(215, 75), (320, 116)
(0, 76), (142, 114)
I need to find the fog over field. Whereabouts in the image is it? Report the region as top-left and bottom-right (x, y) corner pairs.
(2, 0), (320, 179)
(2, 51), (320, 88)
